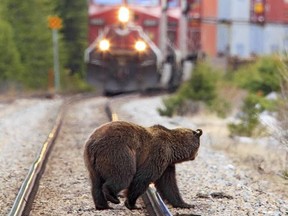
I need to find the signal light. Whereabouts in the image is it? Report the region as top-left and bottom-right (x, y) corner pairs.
(48, 16), (62, 29)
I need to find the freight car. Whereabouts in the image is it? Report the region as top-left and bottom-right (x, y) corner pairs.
(85, 0), (197, 95)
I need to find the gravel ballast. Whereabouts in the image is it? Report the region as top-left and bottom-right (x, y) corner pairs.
(117, 96), (288, 216)
(0, 98), (63, 215)
(1, 95), (287, 216)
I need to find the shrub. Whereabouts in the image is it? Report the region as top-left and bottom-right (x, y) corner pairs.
(208, 97), (231, 118)
(178, 62), (218, 104)
(276, 58), (288, 174)
(233, 56), (282, 95)
(228, 56), (281, 137)
(0, 19), (23, 83)
(227, 93), (273, 137)
(158, 95), (184, 117)
(60, 70), (93, 93)
(158, 61), (224, 117)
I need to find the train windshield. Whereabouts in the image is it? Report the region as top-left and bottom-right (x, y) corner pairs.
(92, 0), (122, 5)
(168, 0), (178, 7)
(127, 0), (159, 6)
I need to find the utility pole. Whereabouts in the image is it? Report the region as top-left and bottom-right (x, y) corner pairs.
(48, 16), (62, 93)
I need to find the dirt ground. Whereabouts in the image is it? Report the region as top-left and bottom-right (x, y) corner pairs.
(188, 110), (288, 199)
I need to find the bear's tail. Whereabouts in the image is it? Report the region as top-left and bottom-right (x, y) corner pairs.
(196, 129), (203, 137)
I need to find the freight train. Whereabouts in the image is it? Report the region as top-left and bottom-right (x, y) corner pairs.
(85, 0), (199, 95)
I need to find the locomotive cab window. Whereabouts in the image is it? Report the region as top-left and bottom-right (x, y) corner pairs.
(127, 0), (159, 6)
(168, 0), (178, 8)
(92, 0), (122, 5)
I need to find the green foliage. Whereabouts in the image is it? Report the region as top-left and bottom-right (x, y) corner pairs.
(228, 93), (272, 137)
(158, 62), (224, 117)
(55, 1), (87, 76)
(276, 58), (288, 151)
(178, 62), (218, 104)
(3, 0), (54, 89)
(60, 70), (93, 93)
(208, 97), (231, 118)
(283, 169), (288, 179)
(158, 95), (184, 117)
(233, 56), (282, 95)
(0, 19), (23, 82)
(228, 56), (280, 137)
(0, 0), (89, 92)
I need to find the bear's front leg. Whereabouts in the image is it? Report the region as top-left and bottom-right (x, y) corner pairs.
(155, 164), (194, 208)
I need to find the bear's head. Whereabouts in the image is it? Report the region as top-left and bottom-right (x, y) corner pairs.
(172, 128), (202, 163)
(189, 129), (202, 160)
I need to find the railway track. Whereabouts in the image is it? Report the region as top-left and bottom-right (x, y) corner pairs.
(6, 94), (287, 215)
(8, 95), (172, 216)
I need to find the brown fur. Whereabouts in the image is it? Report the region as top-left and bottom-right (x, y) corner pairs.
(84, 120), (202, 210)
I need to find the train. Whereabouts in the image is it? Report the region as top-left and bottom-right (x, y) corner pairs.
(85, 0), (199, 95)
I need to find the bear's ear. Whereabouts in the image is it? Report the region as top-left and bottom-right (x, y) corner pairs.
(194, 129), (202, 137)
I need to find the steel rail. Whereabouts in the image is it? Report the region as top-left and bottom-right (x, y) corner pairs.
(8, 94), (97, 216)
(105, 100), (172, 216)
(9, 104), (64, 216)
(9, 97), (172, 216)
(8, 94), (98, 216)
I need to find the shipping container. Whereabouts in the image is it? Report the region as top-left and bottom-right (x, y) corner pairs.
(218, 0), (251, 21)
(263, 24), (288, 54)
(199, 0), (218, 56)
(265, 0), (288, 23)
(218, 0), (231, 20)
(216, 0), (251, 57)
(201, 0), (217, 18)
(231, 0), (250, 21)
(284, 26), (288, 51)
(217, 24), (230, 55)
(201, 23), (217, 56)
(217, 0), (288, 58)
(250, 24), (264, 55)
(230, 23), (250, 57)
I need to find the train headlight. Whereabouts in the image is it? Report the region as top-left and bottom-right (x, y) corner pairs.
(135, 40), (146, 52)
(99, 39), (110, 51)
(118, 6), (130, 23)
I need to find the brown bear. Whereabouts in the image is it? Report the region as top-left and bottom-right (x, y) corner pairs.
(84, 120), (202, 210)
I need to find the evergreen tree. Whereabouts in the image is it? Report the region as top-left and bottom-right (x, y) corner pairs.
(0, 3), (23, 84)
(0, 20), (23, 81)
(4, 0), (53, 89)
(55, 1), (88, 76)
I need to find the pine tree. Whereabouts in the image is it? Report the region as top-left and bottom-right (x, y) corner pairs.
(55, 1), (88, 76)
(0, 3), (23, 85)
(4, 0), (53, 89)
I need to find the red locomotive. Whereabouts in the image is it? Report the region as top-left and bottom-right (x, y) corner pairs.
(85, 0), (197, 94)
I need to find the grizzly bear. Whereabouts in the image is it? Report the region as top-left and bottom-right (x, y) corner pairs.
(84, 120), (202, 210)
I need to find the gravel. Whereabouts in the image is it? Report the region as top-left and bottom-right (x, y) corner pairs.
(0, 98), (63, 215)
(116, 95), (288, 216)
(1, 95), (287, 216)
(30, 96), (148, 216)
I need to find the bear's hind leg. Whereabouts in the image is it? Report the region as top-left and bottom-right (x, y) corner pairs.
(102, 177), (132, 204)
(102, 184), (120, 204)
(125, 168), (152, 209)
(90, 172), (111, 210)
